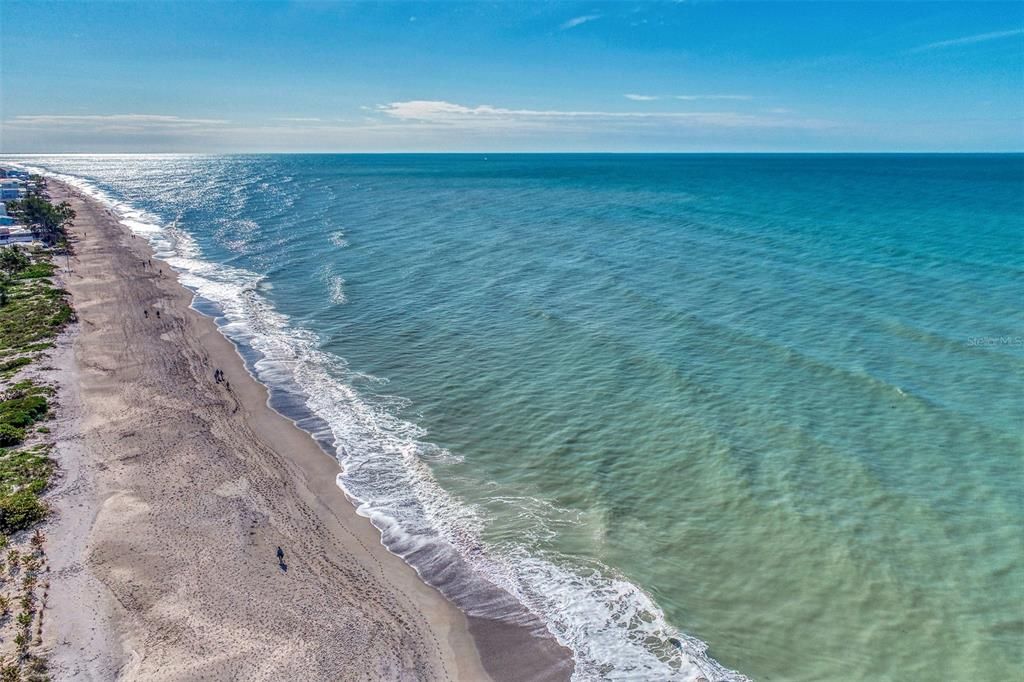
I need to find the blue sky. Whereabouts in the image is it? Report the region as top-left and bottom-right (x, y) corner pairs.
(1, 1), (1022, 152)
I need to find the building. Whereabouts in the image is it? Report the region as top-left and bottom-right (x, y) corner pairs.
(0, 227), (35, 245)
(0, 179), (25, 200)
(0, 202), (18, 226)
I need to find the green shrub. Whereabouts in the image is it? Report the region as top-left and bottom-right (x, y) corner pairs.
(0, 356), (31, 378)
(0, 394), (48, 429)
(0, 425), (24, 447)
(12, 262), (54, 280)
(0, 356), (31, 371)
(0, 447), (53, 494)
(0, 491), (47, 534)
(0, 247), (29, 275)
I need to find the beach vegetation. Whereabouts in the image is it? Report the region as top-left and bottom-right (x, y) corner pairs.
(0, 278), (72, 353)
(0, 428), (24, 448)
(11, 263), (54, 281)
(0, 250), (29, 277)
(0, 213), (62, 673)
(0, 359), (32, 380)
(0, 447), (53, 535)
(0, 493), (46, 538)
(0, 386), (50, 432)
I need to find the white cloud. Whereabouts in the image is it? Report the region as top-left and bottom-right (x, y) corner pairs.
(274, 117), (322, 122)
(625, 94), (660, 101)
(910, 28), (1024, 53)
(674, 94), (753, 101)
(376, 100), (830, 130)
(561, 14), (601, 30)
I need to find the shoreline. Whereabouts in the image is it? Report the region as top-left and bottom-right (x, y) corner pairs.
(42, 178), (573, 680)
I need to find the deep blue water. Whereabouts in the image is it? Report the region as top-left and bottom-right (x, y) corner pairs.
(8, 154), (1023, 681)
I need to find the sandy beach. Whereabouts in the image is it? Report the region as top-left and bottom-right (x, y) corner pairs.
(40, 180), (573, 681)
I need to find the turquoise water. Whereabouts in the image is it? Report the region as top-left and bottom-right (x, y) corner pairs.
(9, 154), (1023, 680)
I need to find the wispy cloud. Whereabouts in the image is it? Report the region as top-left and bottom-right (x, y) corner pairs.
(674, 94), (753, 101)
(561, 14), (600, 30)
(1, 103), (836, 153)
(1, 114), (232, 149)
(376, 100), (831, 130)
(8, 114), (228, 128)
(625, 94), (660, 101)
(909, 28), (1024, 53)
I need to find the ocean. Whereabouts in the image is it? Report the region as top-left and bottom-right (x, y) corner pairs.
(7, 154), (1022, 681)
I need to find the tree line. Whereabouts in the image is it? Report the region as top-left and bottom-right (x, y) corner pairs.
(3, 196), (75, 245)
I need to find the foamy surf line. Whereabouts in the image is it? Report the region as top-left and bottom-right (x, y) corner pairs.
(22, 163), (748, 682)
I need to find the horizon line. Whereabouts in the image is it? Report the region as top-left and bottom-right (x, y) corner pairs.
(2, 150), (1023, 156)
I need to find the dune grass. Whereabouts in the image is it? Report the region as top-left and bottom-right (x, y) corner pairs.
(0, 244), (71, 673)
(0, 265), (72, 357)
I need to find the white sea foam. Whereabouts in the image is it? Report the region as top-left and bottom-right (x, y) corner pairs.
(319, 264), (348, 304)
(18, 163), (749, 682)
(329, 230), (349, 248)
